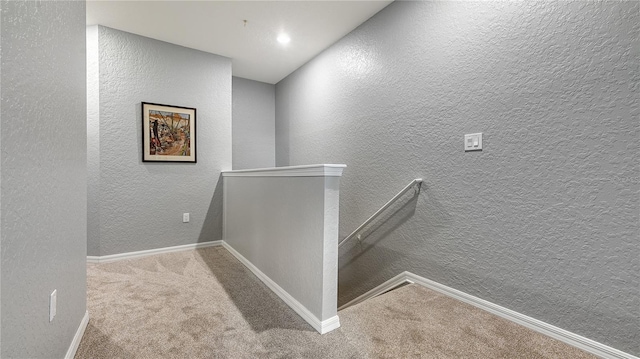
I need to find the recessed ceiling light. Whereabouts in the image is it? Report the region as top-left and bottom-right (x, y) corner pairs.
(277, 33), (291, 44)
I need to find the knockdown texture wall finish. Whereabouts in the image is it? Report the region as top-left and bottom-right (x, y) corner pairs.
(232, 77), (276, 170)
(275, 1), (639, 355)
(1, 1), (88, 357)
(87, 26), (231, 256)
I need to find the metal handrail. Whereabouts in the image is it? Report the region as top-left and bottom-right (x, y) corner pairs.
(339, 178), (423, 248)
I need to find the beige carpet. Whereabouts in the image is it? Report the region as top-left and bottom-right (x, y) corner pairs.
(75, 247), (596, 358)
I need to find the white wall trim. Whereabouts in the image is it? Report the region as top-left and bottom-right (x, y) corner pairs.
(87, 241), (222, 264)
(222, 241), (340, 334)
(340, 271), (637, 359)
(222, 164), (346, 177)
(65, 310), (89, 359)
(320, 315), (341, 334)
(86, 239), (340, 334)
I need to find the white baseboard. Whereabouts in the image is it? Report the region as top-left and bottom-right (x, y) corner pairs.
(84, 243), (634, 358)
(340, 271), (637, 359)
(85, 240), (339, 334)
(65, 310), (89, 359)
(222, 242), (340, 334)
(87, 241), (222, 264)
(319, 315), (341, 334)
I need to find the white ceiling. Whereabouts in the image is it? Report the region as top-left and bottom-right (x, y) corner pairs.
(87, 1), (393, 84)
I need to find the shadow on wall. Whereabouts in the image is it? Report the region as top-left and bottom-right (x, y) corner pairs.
(338, 188), (421, 306)
(196, 247), (315, 333)
(198, 173), (224, 243)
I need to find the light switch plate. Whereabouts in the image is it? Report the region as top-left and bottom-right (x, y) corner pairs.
(464, 133), (483, 151)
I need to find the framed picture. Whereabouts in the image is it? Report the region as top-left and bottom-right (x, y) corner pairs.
(142, 102), (196, 163)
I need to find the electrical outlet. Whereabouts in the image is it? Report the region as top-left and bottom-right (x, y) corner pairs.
(50, 290), (57, 322)
(183, 213), (190, 223)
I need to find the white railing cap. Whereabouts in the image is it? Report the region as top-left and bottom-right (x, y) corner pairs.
(222, 164), (346, 177)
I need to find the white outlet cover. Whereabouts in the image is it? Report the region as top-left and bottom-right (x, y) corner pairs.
(464, 133), (483, 151)
(50, 290), (57, 322)
(183, 213), (190, 223)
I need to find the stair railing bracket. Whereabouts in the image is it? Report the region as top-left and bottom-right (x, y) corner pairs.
(339, 178), (423, 249)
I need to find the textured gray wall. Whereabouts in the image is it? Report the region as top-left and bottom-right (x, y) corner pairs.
(224, 174), (340, 322)
(87, 26), (231, 256)
(232, 77), (275, 170)
(275, 1), (639, 355)
(1, 1), (87, 357)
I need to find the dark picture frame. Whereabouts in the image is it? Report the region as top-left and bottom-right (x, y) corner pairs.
(142, 102), (196, 163)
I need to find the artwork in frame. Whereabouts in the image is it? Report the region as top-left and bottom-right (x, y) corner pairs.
(142, 102), (196, 163)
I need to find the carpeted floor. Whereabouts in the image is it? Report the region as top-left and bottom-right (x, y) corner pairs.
(75, 247), (596, 358)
